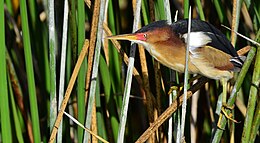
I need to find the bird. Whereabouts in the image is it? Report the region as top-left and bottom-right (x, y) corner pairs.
(107, 19), (245, 126)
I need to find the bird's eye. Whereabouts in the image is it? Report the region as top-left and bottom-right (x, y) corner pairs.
(143, 34), (147, 38)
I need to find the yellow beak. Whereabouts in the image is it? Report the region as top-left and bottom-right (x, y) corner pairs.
(106, 34), (138, 41)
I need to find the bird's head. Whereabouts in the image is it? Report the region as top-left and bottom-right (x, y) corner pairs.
(107, 20), (173, 47)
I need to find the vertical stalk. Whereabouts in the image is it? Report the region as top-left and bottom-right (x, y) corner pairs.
(96, 62), (108, 140)
(229, 1), (242, 141)
(57, 0), (69, 142)
(163, 1), (173, 142)
(84, 0), (100, 105)
(249, 96), (260, 142)
(77, 0), (86, 141)
(106, 3), (121, 140)
(0, 0), (12, 141)
(179, 7), (191, 143)
(231, 0), (243, 45)
(241, 41), (260, 143)
(184, 0), (189, 18)
(20, 0), (41, 141)
(213, 0), (226, 23)
(140, 1), (156, 142)
(195, 0), (205, 20)
(83, 0), (105, 141)
(48, 0), (57, 137)
(27, 0), (37, 30)
(117, 0), (142, 142)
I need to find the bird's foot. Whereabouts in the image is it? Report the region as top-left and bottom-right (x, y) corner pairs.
(217, 105), (240, 129)
(222, 103), (235, 110)
(167, 75), (203, 95)
(168, 85), (180, 95)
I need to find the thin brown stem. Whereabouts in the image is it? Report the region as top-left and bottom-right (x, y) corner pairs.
(84, 0), (101, 103)
(91, 100), (98, 143)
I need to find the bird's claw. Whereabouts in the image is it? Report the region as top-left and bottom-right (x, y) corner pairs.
(217, 106), (240, 129)
(167, 75), (202, 95)
(222, 103), (235, 110)
(168, 85), (180, 95)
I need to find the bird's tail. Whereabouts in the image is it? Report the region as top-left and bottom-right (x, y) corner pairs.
(230, 56), (246, 72)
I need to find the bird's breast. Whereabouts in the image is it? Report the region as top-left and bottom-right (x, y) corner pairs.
(144, 42), (200, 73)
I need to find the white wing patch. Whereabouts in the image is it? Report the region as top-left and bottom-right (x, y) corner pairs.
(182, 32), (212, 53)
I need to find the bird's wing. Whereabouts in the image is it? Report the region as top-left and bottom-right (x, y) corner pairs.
(172, 19), (238, 57)
(172, 19), (245, 71)
(189, 45), (234, 79)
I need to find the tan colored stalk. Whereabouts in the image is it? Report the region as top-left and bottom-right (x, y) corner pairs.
(92, 100), (98, 143)
(84, 0), (101, 103)
(149, 0), (161, 141)
(231, 0), (238, 45)
(138, 44), (156, 140)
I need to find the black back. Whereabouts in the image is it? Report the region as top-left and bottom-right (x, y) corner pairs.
(171, 19), (238, 57)
(135, 20), (170, 33)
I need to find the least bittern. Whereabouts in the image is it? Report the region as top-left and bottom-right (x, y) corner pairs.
(107, 19), (245, 127)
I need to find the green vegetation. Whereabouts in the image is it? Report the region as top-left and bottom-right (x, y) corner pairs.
(1, 0), (259, 142)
